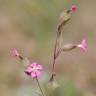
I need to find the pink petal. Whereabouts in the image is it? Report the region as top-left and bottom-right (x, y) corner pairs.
(71, 5), (77, 12)
(77, 39), (87, 52)
(25, 67), (33, 73)
(12, 48), (19, 57)
(35, 70), (40, 77)
(31, 71), (41, 78)
(31, 72), (37, 78)
(82, 39), (87, 48)
(24, 67), (32, 76)
(37, 64), (43, 70)
(30, 62), (37, 67)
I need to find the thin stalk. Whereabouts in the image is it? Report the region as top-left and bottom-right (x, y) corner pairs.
(50, 9), (72, 81)
(52, 58), (56, 73)
(51, 26), (62, 78)
(36, 77), (45, 96)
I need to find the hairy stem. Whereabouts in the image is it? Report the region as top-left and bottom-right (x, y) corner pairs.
(50, 10), (71, 80)
(36, 77), (45, 96)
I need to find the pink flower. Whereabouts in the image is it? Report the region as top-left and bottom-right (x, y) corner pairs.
(12, 48), (20, 58)
(71, 5), (77, 12)
(25, 62), (43, 78)
(77, 39), (87, 52)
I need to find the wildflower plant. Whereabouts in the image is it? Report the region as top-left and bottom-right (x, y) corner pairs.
(12, 5), (87, 96)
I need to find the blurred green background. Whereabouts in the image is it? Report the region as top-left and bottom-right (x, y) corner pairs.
(0, 0), (96, 96)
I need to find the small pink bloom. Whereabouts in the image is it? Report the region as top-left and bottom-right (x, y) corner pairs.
(71, 5), (77, 12)
(25, 62), (43, 78)
(12, 48), (20, 58)
(77, 39), (87, 52)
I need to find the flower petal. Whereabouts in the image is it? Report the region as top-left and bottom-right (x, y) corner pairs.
(71, 5), (77, 12)
(12, 48), (19, 57)
(37, 64), (43, 70)
(31, 72), (37, 78)
(77, 39), (87, 52)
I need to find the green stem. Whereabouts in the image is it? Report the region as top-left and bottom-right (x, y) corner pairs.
(36, 77), (45, 96)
